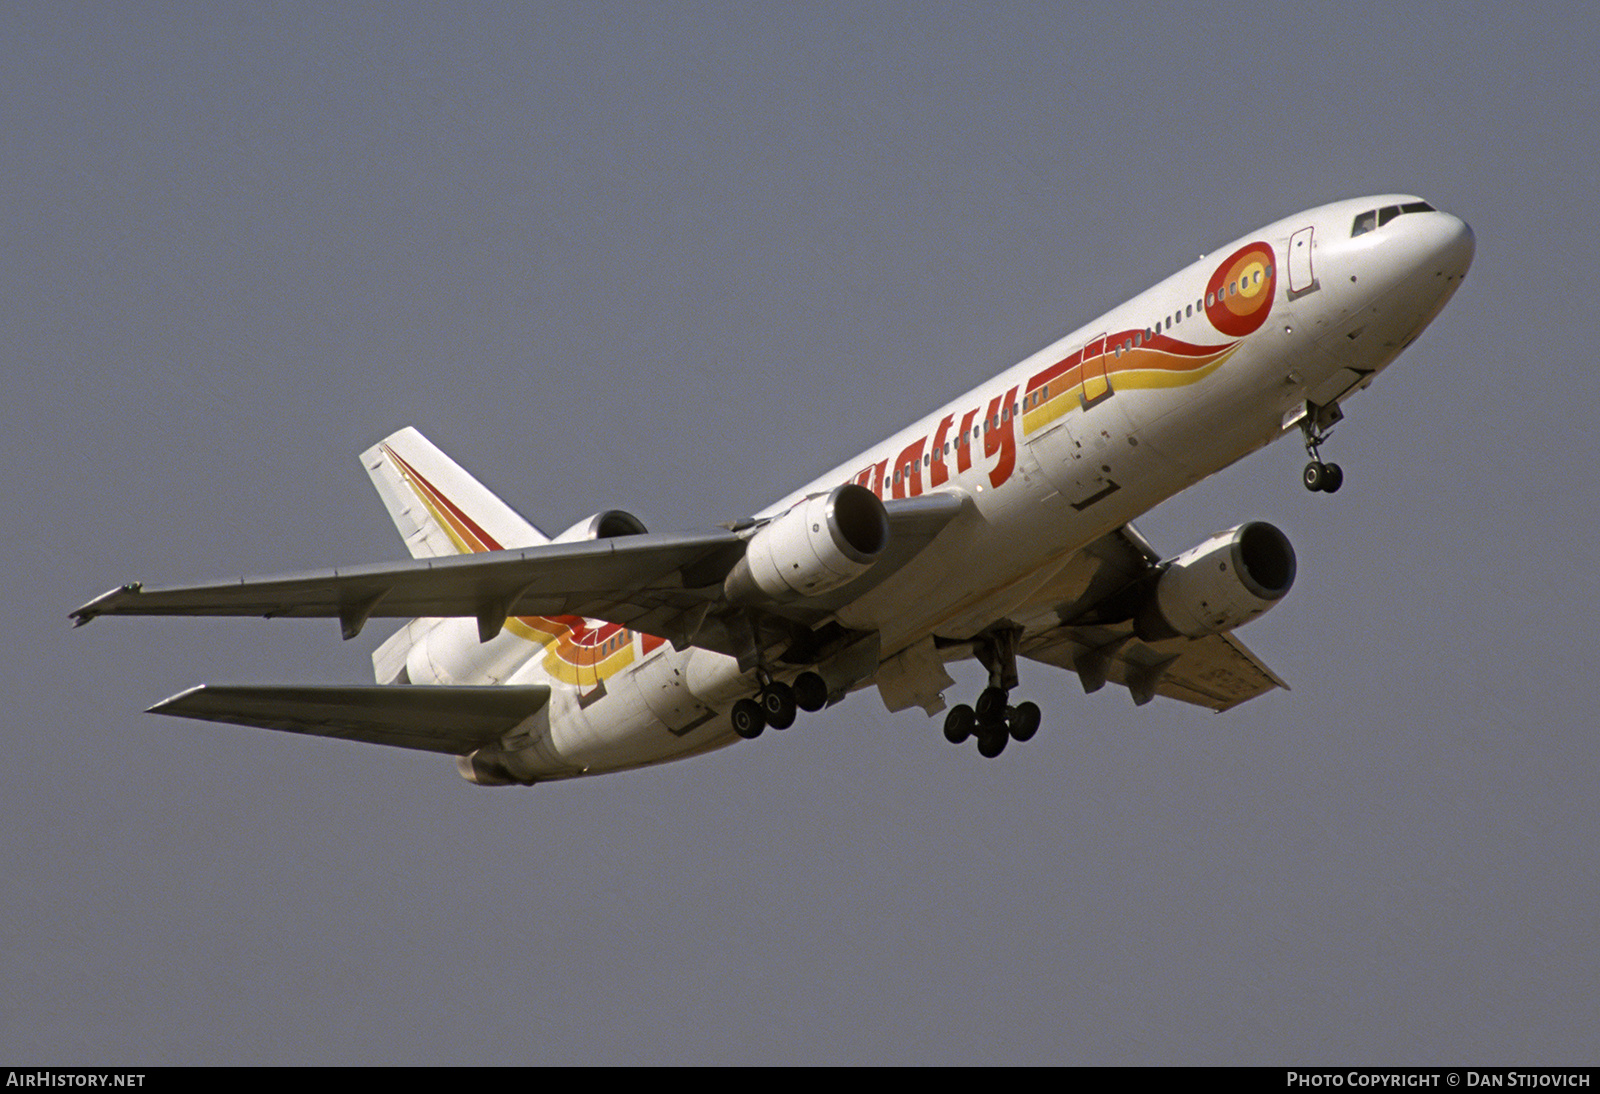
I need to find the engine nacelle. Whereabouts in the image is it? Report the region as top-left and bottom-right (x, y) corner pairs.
(725, 484), (890, 603)
(551, 509), (649, 543)
(1137, 522), (1296, 640)
(457, 748), (537, 787)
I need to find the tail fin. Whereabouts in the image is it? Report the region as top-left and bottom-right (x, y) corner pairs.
(362, 426), (548, 558)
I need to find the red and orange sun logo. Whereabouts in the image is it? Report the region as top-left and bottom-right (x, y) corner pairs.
(1205, 242), (1276, 337)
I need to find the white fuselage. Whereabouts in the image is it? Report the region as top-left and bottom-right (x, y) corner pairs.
(418, 195), (1473, 782)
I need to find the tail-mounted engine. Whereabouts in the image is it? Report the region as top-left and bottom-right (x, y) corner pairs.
(552, 510), (649, 543)
(725, 484), (890, 603)
(1136, 522), (1296, 640)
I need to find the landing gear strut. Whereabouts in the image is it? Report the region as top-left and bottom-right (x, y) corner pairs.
(942, 625), (1044, 759)
(1299, 402), (1344, 493)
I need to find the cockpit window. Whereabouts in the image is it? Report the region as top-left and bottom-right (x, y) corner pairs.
(1352, 200), (1438, 237)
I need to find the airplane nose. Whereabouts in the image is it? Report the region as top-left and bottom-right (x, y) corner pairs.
(1435, 213), (1475, 278)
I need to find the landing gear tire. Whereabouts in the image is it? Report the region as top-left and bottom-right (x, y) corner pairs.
(1008, 701), (1041, 742)
(793, 671), (828, 712)
(760, 683), (797, 730)
(944, 704), (975, 744)
(976, 686), (1008, 720)
(731, 698), (765, 740)
(1304, 461), (1344, 493)
(977, 728), (1008, 758)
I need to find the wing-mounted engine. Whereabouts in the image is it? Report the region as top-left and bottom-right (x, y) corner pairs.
(724, 484), (890, 604)
(1136, 521), (1296, 640)
(551, 510), (649, 543)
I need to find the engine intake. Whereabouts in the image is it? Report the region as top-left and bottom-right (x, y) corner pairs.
(1137, 521), (1296, 640)
(725, 484), (890, 603)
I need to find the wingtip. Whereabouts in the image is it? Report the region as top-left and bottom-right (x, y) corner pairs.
(70, 582), (144, 626)
(146, 684), (207, 716)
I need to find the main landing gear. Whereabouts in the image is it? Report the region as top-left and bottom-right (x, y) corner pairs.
(1299, 404), (1344, 494)
(942, 689), (1041, 758)
(941, 625), (1042, 759)
(731, 671), (829, 739)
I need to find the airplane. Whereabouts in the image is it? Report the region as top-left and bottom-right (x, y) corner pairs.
(73, 195), (1474, 785)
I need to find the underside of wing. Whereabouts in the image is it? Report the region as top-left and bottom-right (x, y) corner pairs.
(1021, 627), (1285, 711)
(150, 684), (553, 754)
(1012, 522), (1289, 711)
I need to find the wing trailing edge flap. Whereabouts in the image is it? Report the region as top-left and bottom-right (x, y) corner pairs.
(150, 683), (554, 754)
(1022, 627), (1285, 712)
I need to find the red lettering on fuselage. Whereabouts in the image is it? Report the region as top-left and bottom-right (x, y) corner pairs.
(984, 386), (1018, 488)
(929, 414), (954, 487)
(956, 409), (979, 473)
(854, 459), (891, 499)
(844, 392), (1020, 500)
(892, 437), (926, 499)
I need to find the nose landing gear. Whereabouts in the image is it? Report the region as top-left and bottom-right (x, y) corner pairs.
(1302, 459), (1344, 493)
(1299, 402), (1344, 494)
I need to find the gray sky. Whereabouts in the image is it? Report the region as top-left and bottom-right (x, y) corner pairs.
(5, 1), (1597, 1065)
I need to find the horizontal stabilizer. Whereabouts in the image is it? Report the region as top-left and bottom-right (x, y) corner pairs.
(150, 683), (552, 754)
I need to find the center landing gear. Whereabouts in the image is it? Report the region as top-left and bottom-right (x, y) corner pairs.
(941, 625), (1043, 759)
(1299, 402), (1344, 494)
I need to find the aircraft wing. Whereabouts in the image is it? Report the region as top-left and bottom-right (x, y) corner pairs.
(1020, 626), (1286, 711)
(150, 683), (552, 753)
(72, 495), (966, 662)
(1013, 523), (1288, 711)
